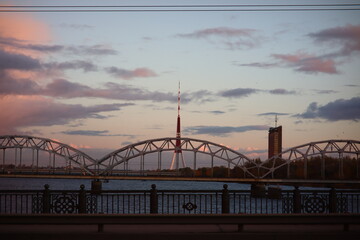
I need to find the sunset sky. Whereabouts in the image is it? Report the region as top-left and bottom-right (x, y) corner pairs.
(1, 0), (359, 161)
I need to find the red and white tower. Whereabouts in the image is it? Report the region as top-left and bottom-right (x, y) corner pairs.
(170, 82), (186, 170)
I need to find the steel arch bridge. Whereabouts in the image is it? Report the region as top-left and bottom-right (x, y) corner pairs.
(0, 135), (97, 175)
(97, 137), (257, 177)
(0, 135), (359, 180)
(259, 140), (360, 179)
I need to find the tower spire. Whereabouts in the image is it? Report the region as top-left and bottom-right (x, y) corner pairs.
(170, 82), (186, 170)
(178, 81), (180, 117)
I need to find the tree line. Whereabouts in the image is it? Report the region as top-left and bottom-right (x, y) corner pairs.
(177, 156), (359, 180)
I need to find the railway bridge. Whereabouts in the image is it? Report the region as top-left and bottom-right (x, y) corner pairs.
(0, 135), (359, 181)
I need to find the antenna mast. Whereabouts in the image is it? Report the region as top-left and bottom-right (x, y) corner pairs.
(170, 82), (186, 170)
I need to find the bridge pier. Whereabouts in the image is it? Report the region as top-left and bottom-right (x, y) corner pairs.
(91, 179), (102, 194)
(250, 183), (266, 198)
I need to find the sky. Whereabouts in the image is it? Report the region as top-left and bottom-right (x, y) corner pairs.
(0, 0), (360, 161)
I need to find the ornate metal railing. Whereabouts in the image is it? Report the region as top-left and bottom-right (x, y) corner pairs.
(0, 184), (359, 214)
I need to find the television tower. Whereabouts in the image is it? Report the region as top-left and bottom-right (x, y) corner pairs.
(170, 82), (186, 170)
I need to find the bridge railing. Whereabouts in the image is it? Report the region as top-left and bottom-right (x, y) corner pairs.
(0, 184), (359, 214)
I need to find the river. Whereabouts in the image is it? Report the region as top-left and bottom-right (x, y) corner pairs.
(0, 177), (316, 191)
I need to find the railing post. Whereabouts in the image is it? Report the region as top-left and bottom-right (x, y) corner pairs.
(222, 184), (230, 214)
(293, 186), (301, 213)
(150, 184), (158, 214)
(329, 187), (337, 213)
(42, 184), (51, 213)
(78, 184), (86, 214)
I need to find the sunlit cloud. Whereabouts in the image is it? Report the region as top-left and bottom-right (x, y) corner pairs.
(0, 14), (51, 55)
(0, 71), (41, 95)
(271, 52), (338, 74)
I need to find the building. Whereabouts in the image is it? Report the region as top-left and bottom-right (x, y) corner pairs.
(268, 126), (282, 159)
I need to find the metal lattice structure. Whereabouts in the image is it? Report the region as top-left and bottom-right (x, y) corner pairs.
(98, 137), (257, 177)
(0, 135), (97, 175)
(259, 140), (360, 179)
(0, 135), (359, 179)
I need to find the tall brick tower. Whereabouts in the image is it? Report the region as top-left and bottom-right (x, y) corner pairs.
(268, 115), (282, 158)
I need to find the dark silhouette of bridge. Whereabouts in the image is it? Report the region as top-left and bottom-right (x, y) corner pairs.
(0, 135), (359, 181)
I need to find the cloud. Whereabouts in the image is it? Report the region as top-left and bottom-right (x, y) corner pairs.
(237, 53), (338, 74)
(219, 88), (258, 98)
(60, 23), (93, 30)
(0, 71), (41, 95)
(0, 36), (117, 56)
(105, 66), (158, 79)
(43, 78), (94, 98)
(238, 25), (360, 74)
(257, 112), (289, 116)
(271, 53), (338, 74)
(0, 14), (51, 54)
(65, 45), (118, 56)
(177, 27), (260, 49)
(0, 72), (178, 102)
(178, 27), (255, 38)
(44, 60), (98, 73)
(313, 89), (338, 94)
(236, 147), (268, 159)
(236, 62), (278, 68)
(182, 90), (214, 103)
(0, 96), (131, 133)
(268, 88), (296, 95)
(308, 24), (360, 57)
(61, 130), (135, 137)
(184, 125), (269, 137)
(208, 110), (226, 115)
(0, 49), (41, 70)
(295, 97), (360, 121)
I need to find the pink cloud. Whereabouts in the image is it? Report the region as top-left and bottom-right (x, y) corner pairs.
(272, 53), (338, 74)
(0, 14), (51, 54)
(309, 24), (360, 56)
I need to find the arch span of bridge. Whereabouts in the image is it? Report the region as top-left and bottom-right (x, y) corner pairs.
(259, 139), (360, 179)
(0, 135), (97, 175)
(0, 135), (359, 179)
(97, 137), (257, 177)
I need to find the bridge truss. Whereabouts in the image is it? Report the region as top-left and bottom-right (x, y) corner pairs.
(0, 135), (97, 175)
(98, 137), (257, 177)
(259, 140), (360, 179)
(0, 136), (359, 179)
